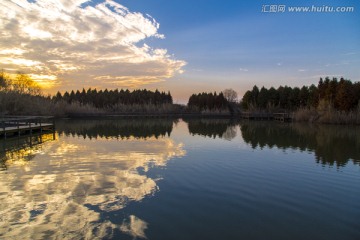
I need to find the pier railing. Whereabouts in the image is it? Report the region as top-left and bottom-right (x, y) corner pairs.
(0, 116), (55, 139)
(241, 112), (293, 122)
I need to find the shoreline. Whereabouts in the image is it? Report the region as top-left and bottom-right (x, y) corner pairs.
(64, 112), (234, 119)
(2, 110), (359, 125)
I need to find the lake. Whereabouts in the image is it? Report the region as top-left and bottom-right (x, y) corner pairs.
(0, 118), (359, 240)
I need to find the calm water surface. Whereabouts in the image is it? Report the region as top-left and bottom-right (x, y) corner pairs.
(0, 118), (359, 240)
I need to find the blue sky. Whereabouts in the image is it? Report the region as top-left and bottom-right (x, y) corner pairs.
(118, 0), (360, 102)
(0, 0), (359, 102)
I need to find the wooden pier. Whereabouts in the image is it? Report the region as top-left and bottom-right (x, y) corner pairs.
(241, 112), (293, 122)
(0, 116), (55, 139)
(241, 112), (273, 120)
(273, 113), (293, 122)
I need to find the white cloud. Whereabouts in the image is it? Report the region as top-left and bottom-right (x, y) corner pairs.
(120, 215), (148, 239)
(325, 61), (350, 67)
(94, 75), (164, 88)
(0, 0), (186, 91)
(239, 68), (248, 72)
(343, 52), (357, 56)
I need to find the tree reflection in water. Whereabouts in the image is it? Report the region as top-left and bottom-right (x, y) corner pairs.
(1, 118), (358, 239)
(185, 118), (239, 140)
(240, 122), (360, 167)
(56, 118), (174, 139)
(0, 133), (55, 171)
(183, 118), (358, 167)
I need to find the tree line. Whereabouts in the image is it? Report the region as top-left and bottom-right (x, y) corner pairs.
(1, 71), (175, 115)
(242, 77), (360, 111)
(187, 92), (229, 111)
(53, 88), (173, 108)
(2, 70), (359, 117)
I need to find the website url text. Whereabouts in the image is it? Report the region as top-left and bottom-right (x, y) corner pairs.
(261, 5), (355, 13)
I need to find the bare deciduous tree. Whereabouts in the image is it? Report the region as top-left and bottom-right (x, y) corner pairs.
(223, 88), (238, 103)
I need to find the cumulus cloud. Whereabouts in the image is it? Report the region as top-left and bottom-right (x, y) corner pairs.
(0, 0), (186, 90)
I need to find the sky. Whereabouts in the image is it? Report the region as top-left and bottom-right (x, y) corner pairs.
(0, 0), (359, 103)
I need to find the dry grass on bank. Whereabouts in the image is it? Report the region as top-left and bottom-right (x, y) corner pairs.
(294, 107), (360, 125)
(111, 103), (185, 114)
(0, 92), (52, 116)
(52, 101), (105, 117)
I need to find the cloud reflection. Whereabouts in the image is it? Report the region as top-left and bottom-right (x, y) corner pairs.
(120, 215), (148, 239)
(0, 133), (185, 239)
